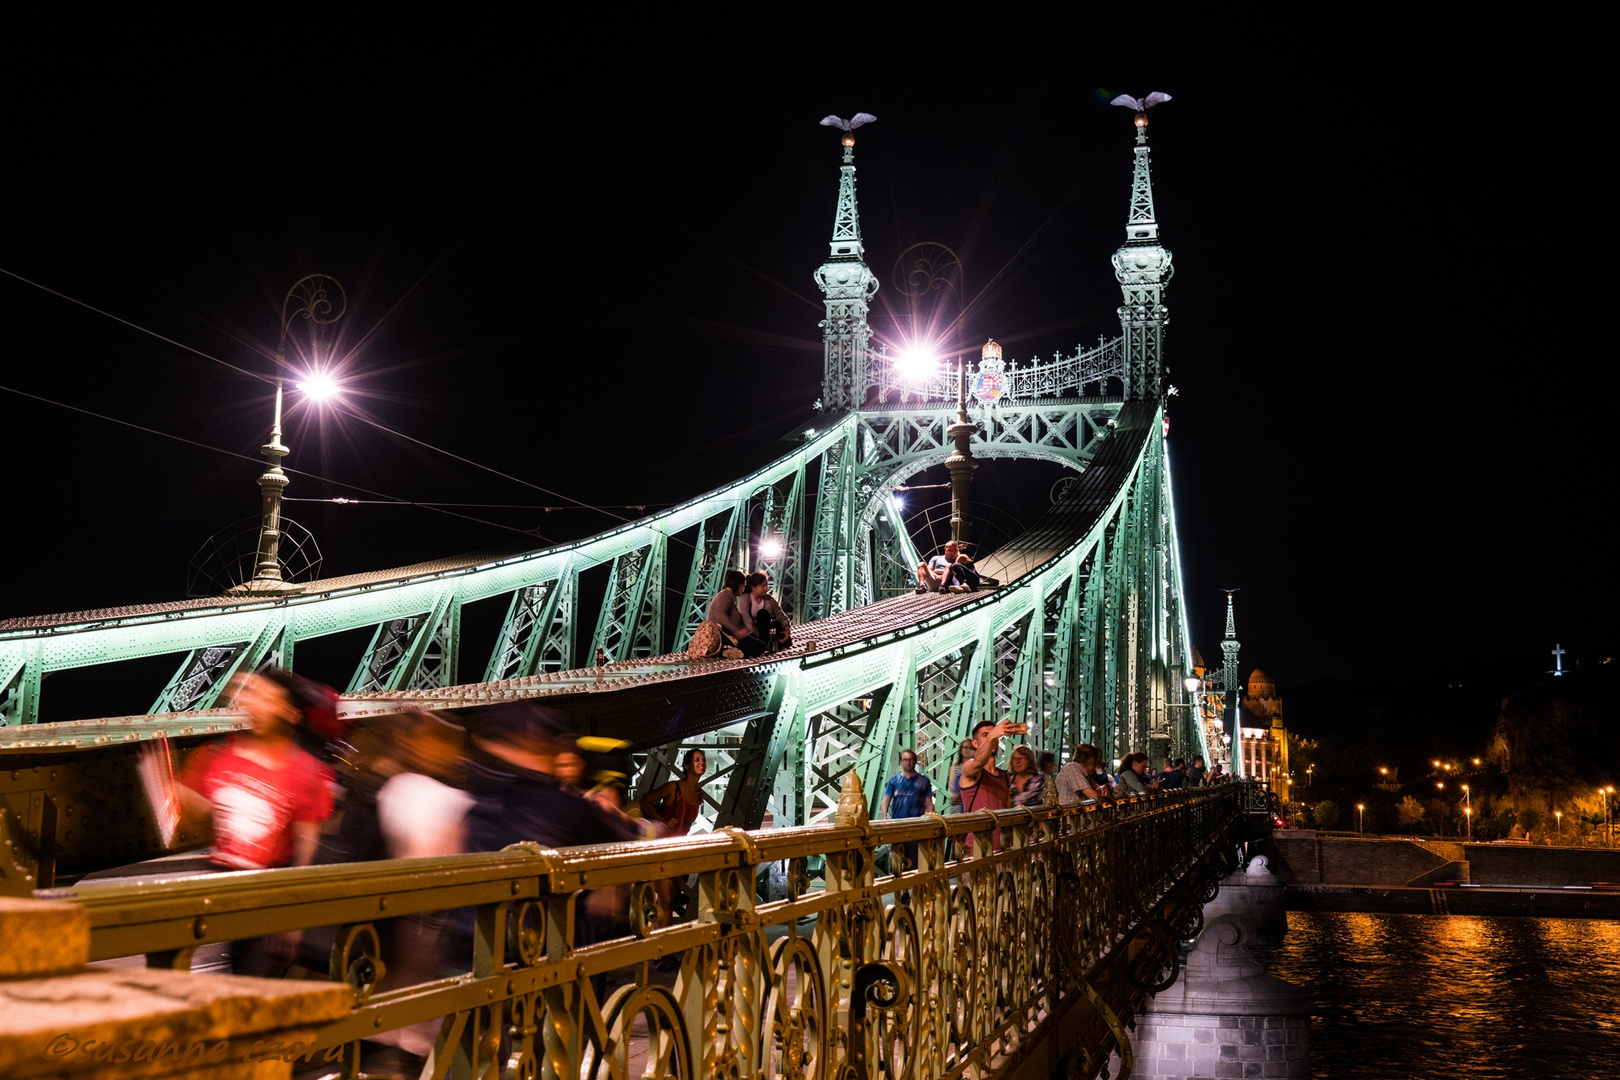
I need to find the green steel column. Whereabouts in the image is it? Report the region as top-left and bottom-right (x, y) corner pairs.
(0, 645), (42, 726)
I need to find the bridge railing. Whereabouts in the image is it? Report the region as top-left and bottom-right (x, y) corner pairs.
(44, 782), (1253, 1079)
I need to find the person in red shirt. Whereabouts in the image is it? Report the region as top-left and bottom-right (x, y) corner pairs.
(178, 668), (334, 870)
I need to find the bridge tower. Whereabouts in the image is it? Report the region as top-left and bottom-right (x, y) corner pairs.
(1113, 109), (1174, 399)
(813, 125), (878, 412)
(1221, 592), (1243, 775)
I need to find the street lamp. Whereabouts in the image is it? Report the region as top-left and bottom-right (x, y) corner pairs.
(1306, 765), (1314, 789)
(1556, 809), (1563, 842)
(236, 274), (346, 595)
(1356, 803), (1365, 834)
(1464, 806), (1472, 841)
(1605, 786), (1616, 846)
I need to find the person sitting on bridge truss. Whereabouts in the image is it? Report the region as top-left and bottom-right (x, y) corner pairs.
(705, 569), (769, 658)
(916, 540), (980, 594)
(743, 570), (793, 652)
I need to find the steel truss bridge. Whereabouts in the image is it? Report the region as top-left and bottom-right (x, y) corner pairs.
(0, 109), (1265, 1080)
(0, 113), (1217, 899)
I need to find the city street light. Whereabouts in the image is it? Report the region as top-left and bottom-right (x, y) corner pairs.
(1556, 809), (1563, 842)
(237, 274), (346, 595)
(1464, 806), (1472, 841)
(1356, 803), (1365, 834)
(1605, 786), (1615, 846)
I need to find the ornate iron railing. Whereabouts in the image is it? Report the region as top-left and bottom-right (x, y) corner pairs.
(1008, 336), (1125, 401)
(866, 337), (1124, 406)
(50, 782), (1253, 1080)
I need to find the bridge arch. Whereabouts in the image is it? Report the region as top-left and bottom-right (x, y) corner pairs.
(855, 442), (1091, 541)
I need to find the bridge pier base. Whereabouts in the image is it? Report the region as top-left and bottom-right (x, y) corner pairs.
(1200, 855), (1288, 946)
(1122, 865), (1309, 1080)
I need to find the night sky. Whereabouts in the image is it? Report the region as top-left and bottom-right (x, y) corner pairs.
(3, 13), (1609, 726)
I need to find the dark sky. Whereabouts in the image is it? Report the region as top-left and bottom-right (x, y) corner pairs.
(2, 12), (1608, 703)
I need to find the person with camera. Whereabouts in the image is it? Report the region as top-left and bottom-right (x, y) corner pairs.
(959, 718), (1022, 851)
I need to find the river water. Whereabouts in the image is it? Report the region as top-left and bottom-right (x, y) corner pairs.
(1261, 912), (1620, 1079)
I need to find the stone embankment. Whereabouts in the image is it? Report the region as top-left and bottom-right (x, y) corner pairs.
(1265, 831), (1620, 918)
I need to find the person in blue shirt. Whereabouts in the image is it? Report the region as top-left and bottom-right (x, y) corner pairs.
(881, 748), (934, 872)
(881, 749), (935, 819)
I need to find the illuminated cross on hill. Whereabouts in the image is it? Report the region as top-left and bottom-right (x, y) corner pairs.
(1551, 643), (1567, 675)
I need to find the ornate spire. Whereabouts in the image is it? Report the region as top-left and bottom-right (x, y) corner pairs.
(1110, 96), (1174, 401)
(1220, 589), (1243, 775)
(814, 114), (878, 411)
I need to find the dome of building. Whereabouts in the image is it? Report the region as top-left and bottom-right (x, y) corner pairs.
(1246, 668), (1277, 702)
(1191, 646), (1206, 672)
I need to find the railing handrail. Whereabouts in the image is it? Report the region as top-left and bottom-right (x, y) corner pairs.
(57, 785), (1235, 959)
(37, 782), (1255, 1080)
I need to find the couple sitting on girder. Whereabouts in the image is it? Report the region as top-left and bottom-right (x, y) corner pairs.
(689, 568), (793, 660)
(915, 539), (991, 594)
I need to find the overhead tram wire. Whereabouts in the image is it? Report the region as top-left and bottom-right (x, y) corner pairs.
(284, 498), (672, 511)
(0, 267), (275, 386)
(0, 265), (622, 522)
(0, 382), (549, 541)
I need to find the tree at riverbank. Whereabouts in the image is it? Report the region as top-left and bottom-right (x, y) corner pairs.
(1280, 654), (1618, 843)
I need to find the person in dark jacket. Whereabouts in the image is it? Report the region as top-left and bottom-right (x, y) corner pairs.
(460, 704), (637, 855)
(447, 704), (637, 972)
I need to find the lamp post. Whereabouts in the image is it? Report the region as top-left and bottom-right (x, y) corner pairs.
(1556, 809), (1563, 842)
(1356, 803), (1365, 834)
(944, 345), (985, 546)
(1605, 786), (1615, 847)
(1464, 806), (1471, 842)
(236, 274), (346, 595)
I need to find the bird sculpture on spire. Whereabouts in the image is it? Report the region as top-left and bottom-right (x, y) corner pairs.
(1110, 91), (1171, 126)
(819, 113), (877, 133)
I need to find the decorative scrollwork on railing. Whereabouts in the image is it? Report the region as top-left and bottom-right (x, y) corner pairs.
(64, 785), (1257, 1080)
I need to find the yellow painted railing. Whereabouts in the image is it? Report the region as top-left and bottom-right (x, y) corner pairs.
(54, 782), (1254, 1079)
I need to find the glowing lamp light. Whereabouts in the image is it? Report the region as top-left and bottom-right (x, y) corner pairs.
(759, 537), (784, 559)
(1183, 676), (1201, 694)
(897, 345), (939, 380)
(296, 373), (340, 401)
